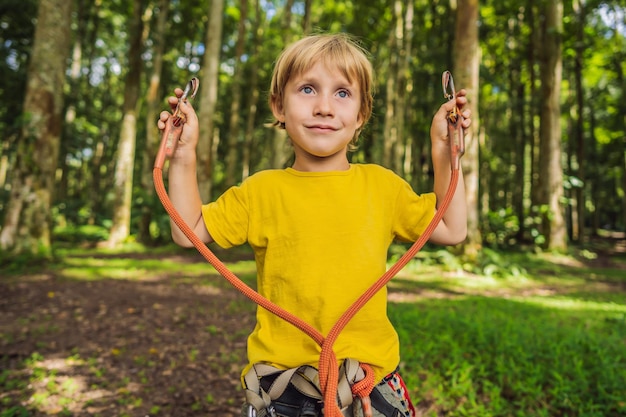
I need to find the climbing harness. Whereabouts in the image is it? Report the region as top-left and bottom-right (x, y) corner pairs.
(153, 71), (465, 417)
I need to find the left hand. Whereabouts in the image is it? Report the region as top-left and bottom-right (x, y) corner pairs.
(430, 89), (472, 144)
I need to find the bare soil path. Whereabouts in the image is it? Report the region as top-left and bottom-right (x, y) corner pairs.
(1, 252), (255, 416)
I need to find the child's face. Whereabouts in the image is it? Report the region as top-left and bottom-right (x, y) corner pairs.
(272, 60), (363, 170)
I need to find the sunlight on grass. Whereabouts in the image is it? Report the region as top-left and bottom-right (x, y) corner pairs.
(510, 295), (626, 313)
(9, 353), (116, 415)
(57, 256), (215, 281)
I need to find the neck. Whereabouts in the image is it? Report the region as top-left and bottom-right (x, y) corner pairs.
(291, 157), (350, 172)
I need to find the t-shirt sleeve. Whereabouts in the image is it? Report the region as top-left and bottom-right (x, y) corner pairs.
(201, 183), (250, 248)
(391, 179), (437, 242)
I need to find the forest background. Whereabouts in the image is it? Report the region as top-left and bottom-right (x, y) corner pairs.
(0, 0), (625, 255)
(1, 0), (626, 416)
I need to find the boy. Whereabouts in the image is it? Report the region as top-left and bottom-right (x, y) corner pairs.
(158, 33), (471, 417)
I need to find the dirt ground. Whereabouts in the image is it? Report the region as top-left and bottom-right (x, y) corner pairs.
(1, 251), (257, 416)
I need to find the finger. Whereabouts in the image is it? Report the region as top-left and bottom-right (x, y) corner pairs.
(157, 111), (170, 129)
(167, 96), (179, 111)
(441, 99), (458, 114)
(177, 99), (197, 124)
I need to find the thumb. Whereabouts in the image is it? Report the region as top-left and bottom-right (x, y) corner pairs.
(176, 98), (198, 125)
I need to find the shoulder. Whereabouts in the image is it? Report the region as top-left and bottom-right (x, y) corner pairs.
(239, 169), (288, 187)
(352, 163), (406, 183)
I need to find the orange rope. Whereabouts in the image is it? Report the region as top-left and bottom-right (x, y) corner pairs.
(153, 166), (458, 417)
(316, 169), (459, 416)
(154, 74), (463, 413)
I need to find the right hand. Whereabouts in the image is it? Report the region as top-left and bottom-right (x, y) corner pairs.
(157, 88), (200, 159)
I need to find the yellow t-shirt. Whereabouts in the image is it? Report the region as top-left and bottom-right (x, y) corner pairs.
(202, 164), (436, 382)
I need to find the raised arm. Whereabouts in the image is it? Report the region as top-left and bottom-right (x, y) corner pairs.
(157, 89), (213, 247)
(428, 88), (471, 245)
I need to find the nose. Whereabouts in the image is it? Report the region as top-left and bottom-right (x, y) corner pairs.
(314, 93), (334, 116)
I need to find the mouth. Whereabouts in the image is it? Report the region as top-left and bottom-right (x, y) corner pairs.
(307, 124), (337, 132)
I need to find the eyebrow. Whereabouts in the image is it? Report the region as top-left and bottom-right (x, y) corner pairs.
(294, 72), (356, 90)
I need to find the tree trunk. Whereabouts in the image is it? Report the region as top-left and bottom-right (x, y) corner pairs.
(382, 2), (400, 170)
(453, 0), (481, 257)
(302, 0), (313, 34)
(197, 0), (224, 202)
(0, 0), (72, 255)
(106, 0), (145, 247)
(139, 0), (170, 244)
(400, 1), (414, 179)
(242, 0), (262, 180)
(572, 0), (586, 242)
(537, 0), (567, 251)
(224, 0), (248, 188)
(528, 0), (542, 240)
(270, 0), (296, 170)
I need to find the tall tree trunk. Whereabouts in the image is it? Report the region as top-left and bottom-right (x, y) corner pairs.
(197, 0), (224, 202)
(302, 0), (313, 34)
(453, 0), (481, 256)
(572, 0), (586, 243)
(400, 1), (414, 179)
(607, 8), (626, 234)
(0, 0), (72, 255)
(528, 0), (542, 239)
(242, 0), (262, 180)
(139, 0), (170, 244)
(382, 1), (401, 170)
(106, 0), (145, 247)
(537, 0), (567, 251)
(270, 0), (296, 170)
(224, 0), (248, 188)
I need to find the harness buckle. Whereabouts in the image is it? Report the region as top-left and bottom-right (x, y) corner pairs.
(244, 403), (257, 417)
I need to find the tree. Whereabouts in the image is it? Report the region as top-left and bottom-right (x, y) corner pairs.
(224, 0), (249, 188)
(197, 0), (225, 202)
(0, 0), (72, 255)
(381, 0), (403, 171)
(453, 0), (481, 257)
(537, 0), (567, 250)
(106, 0), (146, 247)
(139, 0), (171, 244)
(242, 0), (263, 180)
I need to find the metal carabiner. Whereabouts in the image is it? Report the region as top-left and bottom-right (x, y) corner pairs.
(441, 70), (465, 170)
(172, 77), (200, 127)
(154, 77), (200, 169)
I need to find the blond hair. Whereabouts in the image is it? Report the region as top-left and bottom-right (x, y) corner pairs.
(269, 33), (374, 148)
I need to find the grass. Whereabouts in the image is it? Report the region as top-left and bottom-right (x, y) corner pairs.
(386, 244), (626, 416)
(1, 241), (625, 416)
(391, 297), (625, 416)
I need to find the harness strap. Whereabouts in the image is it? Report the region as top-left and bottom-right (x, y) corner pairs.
(243, 359), (370, 416)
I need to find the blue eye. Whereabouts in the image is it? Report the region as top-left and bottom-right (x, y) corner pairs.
(302, 86), (313, 94)
(337, 90), (349, 98)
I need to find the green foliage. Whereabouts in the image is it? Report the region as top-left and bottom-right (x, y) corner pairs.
(53, 225), (110, 243)
(0, 407), (29, 417)
(485, 208), (520, 247)
(3, 0), (626, 255)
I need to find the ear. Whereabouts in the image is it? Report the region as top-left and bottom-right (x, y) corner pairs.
(270, 95), (285, 123)
(355, 112), (364, 131)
